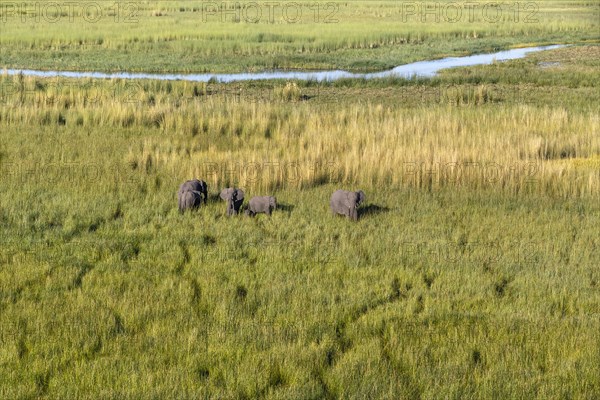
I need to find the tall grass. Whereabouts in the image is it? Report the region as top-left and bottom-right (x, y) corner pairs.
(0, 44), (598, 398)
(1, 60), (598, 196)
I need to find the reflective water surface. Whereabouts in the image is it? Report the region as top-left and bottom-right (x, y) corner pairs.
(4, 45), (565, 83)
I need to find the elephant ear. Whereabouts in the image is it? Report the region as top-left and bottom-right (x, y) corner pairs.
(271, 197), (277, 207)
(345, 191), (354, 206)
(357, 190), (366, 206)
(220, 188), (233, 200)
(235, 189), (245, 201)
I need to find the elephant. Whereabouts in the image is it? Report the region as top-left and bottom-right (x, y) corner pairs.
(178, 190), (204, 213)
(330, 189), (366, 221)
(178, 179), (208, 204)
(178, 179), (208, 213)
(246, 196), (277, 217)
(220, 188), (245, 216)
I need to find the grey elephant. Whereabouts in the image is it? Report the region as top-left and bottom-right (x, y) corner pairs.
(178, 190), (204, 213)
(178, 179), (208, 213)
(330, 189), (366, 221)
(220, 188), (245, 216)
(246, 196), (277, 217)
(178, 179), (208, 204)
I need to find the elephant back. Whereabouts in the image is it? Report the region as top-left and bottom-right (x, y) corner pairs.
(180, 179), (206, 194)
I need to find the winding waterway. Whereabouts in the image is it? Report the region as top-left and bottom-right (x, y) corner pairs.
(3, 44), (565, 83)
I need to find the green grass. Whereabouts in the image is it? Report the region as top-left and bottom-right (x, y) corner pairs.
(0, 4), (599, 399)
(1, 186), (599, 398)
(0, 1), (598, 73)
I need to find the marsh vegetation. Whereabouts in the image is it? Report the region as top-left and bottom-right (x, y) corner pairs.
(0, 1), (599, 398)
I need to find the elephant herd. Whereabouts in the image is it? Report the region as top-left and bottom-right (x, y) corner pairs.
(177, 179), (366, 221)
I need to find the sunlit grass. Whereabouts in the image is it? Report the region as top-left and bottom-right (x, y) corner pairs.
(0, 15), (599, 400)
(2, 46), (598, 196)
(0, 1), (598, 72)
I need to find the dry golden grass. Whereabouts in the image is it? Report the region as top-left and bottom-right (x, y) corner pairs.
(1, 73), (598, 196)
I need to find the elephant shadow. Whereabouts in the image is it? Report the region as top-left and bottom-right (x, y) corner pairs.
(359, 204), (390, 217)
(277, 203), (295, 214)
(207, 193), (221, 203)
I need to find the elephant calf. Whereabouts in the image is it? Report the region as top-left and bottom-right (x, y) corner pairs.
(246, 196), (277, 217)
(178, 179), (208, 213)
(330, 189), (366, 221)
(220, 188), (245, 216)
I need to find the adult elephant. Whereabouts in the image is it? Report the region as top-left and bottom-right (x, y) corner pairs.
(220, 188), (245, 216)
(330, 189), (366, 221)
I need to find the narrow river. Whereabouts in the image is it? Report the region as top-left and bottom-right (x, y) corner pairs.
(3, 44), (565, 83)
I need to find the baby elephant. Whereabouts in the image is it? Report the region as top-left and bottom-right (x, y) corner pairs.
(330, 189), (366, 221)
(246, 196), (277, 217)
(220, 188), (245, 216)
